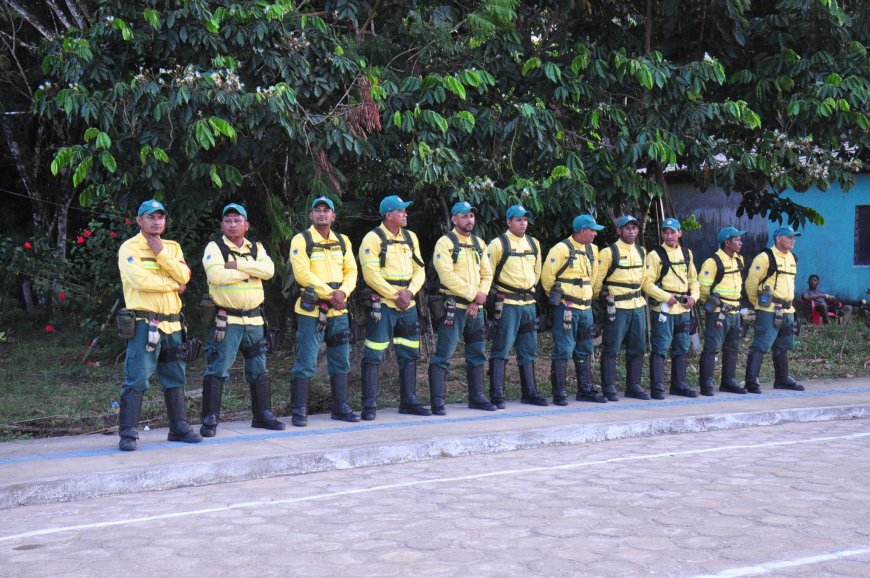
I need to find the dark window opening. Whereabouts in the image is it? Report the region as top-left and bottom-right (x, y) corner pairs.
(857, 206), (870, 266)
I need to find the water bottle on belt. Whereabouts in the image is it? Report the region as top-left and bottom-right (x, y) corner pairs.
(301, 285), (317, 312)
(145, 318), (160, 352)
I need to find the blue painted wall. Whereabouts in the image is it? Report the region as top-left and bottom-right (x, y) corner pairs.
(670, 175), (870, 301)
(781, 175), (870, 301)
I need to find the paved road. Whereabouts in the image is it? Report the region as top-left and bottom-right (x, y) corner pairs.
(3, 419), (870, 577)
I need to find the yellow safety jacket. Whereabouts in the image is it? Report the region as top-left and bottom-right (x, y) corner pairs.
(289, 226), (357, 318)
(432, 228), (493, 309)
(359, 224), (425, 310)
(698, 249), (744, 313)
(745, 247), (797, 312)
(541, 237), (598, 310)
(592, 239), (647, 310)
(118, 233), (191, 334)
(642, 244), (699, 314)
(487, 232), (541, 306)
(202, 236), (274, 326)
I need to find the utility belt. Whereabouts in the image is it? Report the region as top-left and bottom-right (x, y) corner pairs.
(555, 277), (588, 287)
(562, 299), (592, 307)
(131, 310), (181, 323)
(613, 291), (642, 302)
(222, 306), (263, 318)
(115, 308), (202, 362)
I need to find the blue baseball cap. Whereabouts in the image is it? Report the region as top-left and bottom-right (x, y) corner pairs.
(772, 226), (801, 238)
(451, 201), (476, 215)
(572, 214), (604, 232)
(311, 196), (335, 211)
(661, 218), (681, 231)
(717, 226), (747, 245)
(137, 199), (166, 216)
(616, 215), (639, 228)
(379, 195), (413, 216)
(506, 204), (531, 220)
(222, 203), (247, 219)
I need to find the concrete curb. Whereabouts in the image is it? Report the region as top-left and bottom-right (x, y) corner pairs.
(3, 403), (867, 510)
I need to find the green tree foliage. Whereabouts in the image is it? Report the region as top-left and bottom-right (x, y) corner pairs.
(1, 0), (868, 325)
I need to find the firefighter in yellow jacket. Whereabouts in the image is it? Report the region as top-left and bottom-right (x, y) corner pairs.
(288, 196), (359, 426)
(487, 204), (547, 408)
(116, 199), (201, 451)
(592, 215), (648, 401)
(642, 218), (700, 399)
(200, 203), (284, 437)
(697, 226), (747, 396)
(541, 214), (607, 404)
(358, 195), (430, 420)
(744, 226), (803, 393)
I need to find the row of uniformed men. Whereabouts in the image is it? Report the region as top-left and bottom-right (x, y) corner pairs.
(115, 196), (802, 451)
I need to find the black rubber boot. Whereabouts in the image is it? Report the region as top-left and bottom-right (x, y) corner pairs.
(519, 362), (548, 406)
(600, 354), (619, 402)
(199, 375), (223, 437)
(398, 362), (431, 416)
(719, 349), (746, 394)
(624, 355), (650, 400)
(429, 364), (447, 416)
(489, 358), (506, 409)
(330, 373), (360, 422)
(251, 373), (286, 430)
(360, 362), (379, 420)
(118, 389), (143, 451)
(669, 355), (698, 397)
(575, 358), (606, 403)
(772, 353), (805, 391)
(744, 349), (764, 394)
(289, 375), (310, 427)
(467, 364), (496, 411)
(699, 351), (716, 396)
(649, 354), (666, 400)
(164, 387), (203, 443)
(550, 359), (569, 406)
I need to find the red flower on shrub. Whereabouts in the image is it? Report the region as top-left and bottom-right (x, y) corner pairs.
(58, 292), (67, 301)
(24, 241), (32, 249)
(109, 231), (118, 239)
(45, 324), (55, 333)
(124, 217), (134, 225)
(76, 236), (85, 244)
(83, 229), (92, 238)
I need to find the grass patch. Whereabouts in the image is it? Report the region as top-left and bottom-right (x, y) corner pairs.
(0, 319), (868, 439)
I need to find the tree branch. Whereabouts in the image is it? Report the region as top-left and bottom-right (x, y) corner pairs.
(3, 0), (55, 40)
(44, 0), (72, 31)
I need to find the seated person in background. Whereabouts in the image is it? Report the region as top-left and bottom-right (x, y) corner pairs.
(800, 274), (839, 324)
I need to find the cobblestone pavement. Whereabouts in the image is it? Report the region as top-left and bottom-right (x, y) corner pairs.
(3, 419), (870, 577)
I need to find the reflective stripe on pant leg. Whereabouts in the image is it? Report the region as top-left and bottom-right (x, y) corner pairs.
(393, 307), (420, 367)
(362, 305), (394, 365)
